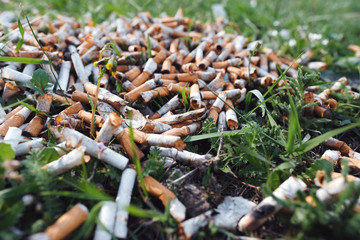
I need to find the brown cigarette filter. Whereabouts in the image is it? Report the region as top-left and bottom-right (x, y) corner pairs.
(45, 203), (88, 240)
(125, 67), (141, 81)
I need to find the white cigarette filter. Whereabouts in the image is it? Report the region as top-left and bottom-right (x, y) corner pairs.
(114, 168), (137, 238)
(180, 210), (213, 239)
(43, 146), (86, 175)
(93, 201), (117, 240)
(155, 147), (212, 167)
(49, 126), (128, 169)
(15, 138), (43, 156)
(213, 196), (256, 230)
(238, 176), (307, 232)
(4, 127), (22, 150)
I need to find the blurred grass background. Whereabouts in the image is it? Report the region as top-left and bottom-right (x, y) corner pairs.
(1, 0), (360, 71)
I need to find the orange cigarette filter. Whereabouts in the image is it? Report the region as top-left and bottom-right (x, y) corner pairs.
(314, 105), (332, 119)
(71, 90), (96, 104)
(3, 105), (24, 120)
(125, 67), (141, 81)
(78, 110), (104, 128)
(116, 128), (145, 161)
(323, 137), (352, 156)
(143, 176), (176, 206)
(55, 102), (83, 124)
(53, 94), (76, 105)
(124, 79), (157, 103)
(44, 203), (88, 240)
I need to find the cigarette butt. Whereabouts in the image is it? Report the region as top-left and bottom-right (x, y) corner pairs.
(23, 115), (47, 137)
(320, 150), (341, 165)
(52, 94), (76, 105)
(224, 99), (238, 130)
(162, 122), (200, 136)
(167, 83), (190, 94)
(140, 86), (169, 103)
(154, 108), (206, 125)
(314, 105), (332, 118)
(15, 138), (44, 156)
(238, 177), (306, 232)
(55, 102), (83, 124)
(0, 106), (32, 136)
(96, 112), (122, 144)
(325, 98), (338, 109)
(140, 121), (172, 133)
(124, 79), (157, 103)
(71, 90), (96, 104)
(125, 67), (141, 81)
(143, 175), (176, 205)
(307, 61), (328, 71)
(323, 137), (352, 156)
(181, 63), (197, 74)
(132, 129), (186, 150)
(43, 146), (86, 175)
(3, 105), (24, 120)
(115, 128), (145, 161)
(131, 70), (152, 87)
(94, 201), (117, 240)
(190, 83), (201, 109)
(44, 203), (88, 240)
(177, 73), (197, 83)
(78, 110), (104, 128)
(196, 71), (216, 81)
(152, 49), (167, 64)
(2, 82), (21, 101)
(4, 127), (22, 150)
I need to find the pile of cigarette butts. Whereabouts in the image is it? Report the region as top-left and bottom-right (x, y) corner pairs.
(0, 9), (360, 239)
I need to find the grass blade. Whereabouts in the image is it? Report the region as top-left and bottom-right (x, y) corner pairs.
(295, 122), (360, 153)
(0, 56), (49, 64)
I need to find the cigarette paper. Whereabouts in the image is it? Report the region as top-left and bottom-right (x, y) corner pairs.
(1, 66), (32, 83)
(190, 83), (201, 109)
(155, 147), (212, 167)
(50, 126), (128, 169)
(154, 108), (206, 125)
(214, 196), (256, 230)
(84, 82), (127, 110)
(69, 45), (89, 83)
(162, 122), (200, 136)
(15, 138), (43, 156)
(132, 129), (186, 150)
(114, 168), (137, 238)
(238, 176), (306, 232)
(94, 201), (117, 240)
(180, 210), (212, 239)
(4, 127), (22, 150)
(96, 112), (122, 144)
(43, 146), (86, 175)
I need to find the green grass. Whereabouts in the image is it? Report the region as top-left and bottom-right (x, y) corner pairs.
(2, 0), (359, 70)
